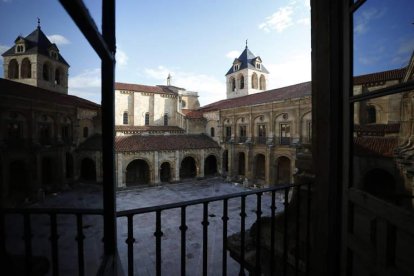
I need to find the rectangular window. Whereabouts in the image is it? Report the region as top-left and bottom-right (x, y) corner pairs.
(123, 112), (128, 125)
(280, 123), (290, 145)
(239, 125), (247, 143)
(257, 124), (266, 144)
(7, 122), (22, 139)
(164, 114), (168, 126)
(145, 113), (149, 126)
(61, 125), (70, 142)
(225, 126), (231, 141)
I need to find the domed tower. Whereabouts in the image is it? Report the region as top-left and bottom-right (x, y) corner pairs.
(225, 44), (269, 99)
(2, 24), (69, 94)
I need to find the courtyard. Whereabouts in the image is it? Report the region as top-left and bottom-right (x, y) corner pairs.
(4, 177), (285, 275)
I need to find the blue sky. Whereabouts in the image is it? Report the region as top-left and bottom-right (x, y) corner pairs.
(0, 0), (413, 106)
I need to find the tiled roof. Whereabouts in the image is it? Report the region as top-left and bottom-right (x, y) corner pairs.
(115, 125), (184, 132)
(182, 109), (204, 119)
(199, 81), (311, 112)
(115, 134), (220, 152)
(77, 134), (102, 151)
(226, 47), (269, 76)
(353, 137), (398, 157)
(2, 27), (69, 66)
(115, 82), (177, 95)
(354, 124), (400, 134)
(0, 78), (100, 109)
(354, 68), (405, 85)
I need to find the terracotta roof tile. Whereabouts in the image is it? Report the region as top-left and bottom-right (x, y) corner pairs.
(353, 137), (398, 157)
(0, 78), (100, 109)
(354, 124), (400, 135)
(77, 134), (102, 151)
(353, 68), (405, 85)
(115, 82), (176, 95)
(115, 134), (220, 152)
(115, 125), (184, 133)
(183, 110), (204, 119)
(200, 81), (311, 112)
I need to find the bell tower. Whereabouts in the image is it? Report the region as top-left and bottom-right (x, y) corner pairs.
(225, 43), (269, 99)
(2, 22), (70, 94)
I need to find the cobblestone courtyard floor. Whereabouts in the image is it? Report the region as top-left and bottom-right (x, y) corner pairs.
(4, 177), (285, 275)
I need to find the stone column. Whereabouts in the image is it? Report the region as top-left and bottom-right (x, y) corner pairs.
(154, 151), (160, 184)
(199, 149), (205, 178)
(116, 153), (125, 188)
(175, 150), (180, 182)
(265, 147), (272, 187)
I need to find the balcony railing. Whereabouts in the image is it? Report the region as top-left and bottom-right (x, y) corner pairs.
(277, 136), (292, 145)
(2, 183), (311, 276)
(255, 136), (267, 144)
(237, 136), (247, 143)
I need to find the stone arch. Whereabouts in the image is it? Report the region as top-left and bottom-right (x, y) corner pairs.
(55, 67), (62, 85)
(204, 155), (218, 176)
(363, 168), (396, 203)
(180, 156), (197, 179)
(275, 156), (291, 185)
(238, 151), (246, 176)
(9, 160), (30, 197)
(230, 76), (236, 91)
(21, 58), (31, 78)
(254, 153), (266, 180)
(8, 59), (19, 79)
(251, 73), (258, 89)
(125, 159), (150, 186)
(80, 157), (96, 182)
(259, 75), (266, 90)
(43, 62), (52, 81)
(366, 105), (376, 124)
(160, 162), (172, 183)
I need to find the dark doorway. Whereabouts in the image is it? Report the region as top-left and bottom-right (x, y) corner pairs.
(255, 154), (265, 180)
(160, 162), (171, 183)
(204, 155), (218, 176)
(222, 150), (229, 174)
(276, 156), (291, 185)
(66, 152), (74, 178)
(9, 160), (30, 197)
(180, 156), (197, 179)
(363, 169), (396, 203)
(80, 158), (96, 182)
(126, 159), (150, 186)
(238, 152), (245, 176)
(41, 157), (54, 189)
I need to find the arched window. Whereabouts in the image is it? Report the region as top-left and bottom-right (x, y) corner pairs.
(366, 106), (376, 124)
(145, 113), (150, 125)
(210, 127), (215, 137)
(43, 63), (50, 81)
(251, 73), (258, 89)
(123, 112), (128, 125)
(55, 68), (61, 85)
(231, 77), (236, 91)
(164, 113), (168, 126)
(239, 75), (245, 89)
(83, 126), (89, 138)
(259, 75), (266, 90)
(8, 59), (18, 79)
(21, 58), (31, 78)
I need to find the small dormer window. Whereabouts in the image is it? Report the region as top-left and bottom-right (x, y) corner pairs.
(256, 63), (261, 69)
(16, 45), (25, 53)
(234, 64), (240, 71)
(50, 51), (58, 60)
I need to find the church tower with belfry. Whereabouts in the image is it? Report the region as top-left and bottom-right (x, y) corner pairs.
(225, 42), (269, 99)
(1, 20), (70, 94)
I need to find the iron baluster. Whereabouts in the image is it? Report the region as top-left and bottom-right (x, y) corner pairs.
(49, 213), (59, 276)
(222, 198), (229, 276)
(23, 213), (33, 275)
(154, 210), (163, 276)
(255, 192), (263, 275)
(239, 195), (247, 276)
(283, 188), (290, 276)
(76, 214), (85, 276)
(295, 186), (301, 276)
(306, 183), (311, 276)
(126, 215), (135, 276)
(270, 191), (276, 275)
(202, 202), (209, 276)
(179, 206), (188, 276)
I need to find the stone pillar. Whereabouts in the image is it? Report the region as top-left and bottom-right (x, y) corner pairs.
(265, 147), (272, 187)
(154, 151), (160, 184)
(116, 153), (125, 188)
(175, 150), (180, 181)
(199, 150), (205, 178)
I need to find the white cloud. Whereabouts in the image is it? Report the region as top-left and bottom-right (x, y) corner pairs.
(226, 50), (240, 59)
(144, 66), (226, 106)
(0, 44), (9, 60)
(69, 68), (101, 103)
(297, 17), (310, 26)
(47, 34), (70, 45)
(259, 6), (294, 33)
(266, 52), (311, 89)
(397, 38), (414, 55)
(116, 49), (128, 67)
(354, 8), (386, 35)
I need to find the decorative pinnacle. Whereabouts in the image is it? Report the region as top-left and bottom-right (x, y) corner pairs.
(37, 17), (41, 29)
(245, 39), (248, 48)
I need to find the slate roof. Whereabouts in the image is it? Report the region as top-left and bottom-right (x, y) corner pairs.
(225, 47), (269, 76)
(353, 137), (398, 158)
(199, 81), (311, 112)
(0, 78), (100, 109)
(115, 82), (177, 95)
(2, 27), (69, 66)
(354, 68), (405, 85)
(115, 134), (220, 152)
(77, 134), (102, 151)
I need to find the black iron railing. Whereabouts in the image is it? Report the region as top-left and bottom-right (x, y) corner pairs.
(1, 183), (311, 276)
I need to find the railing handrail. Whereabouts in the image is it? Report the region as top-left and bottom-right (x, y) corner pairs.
(117, 182), (303, 217)
(2, 207), (103, 215)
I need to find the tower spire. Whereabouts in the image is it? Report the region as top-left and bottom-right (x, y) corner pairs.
(245, 39), (248, 49)
(37, 17), (41, 29)
(167, 73), (171, 86)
